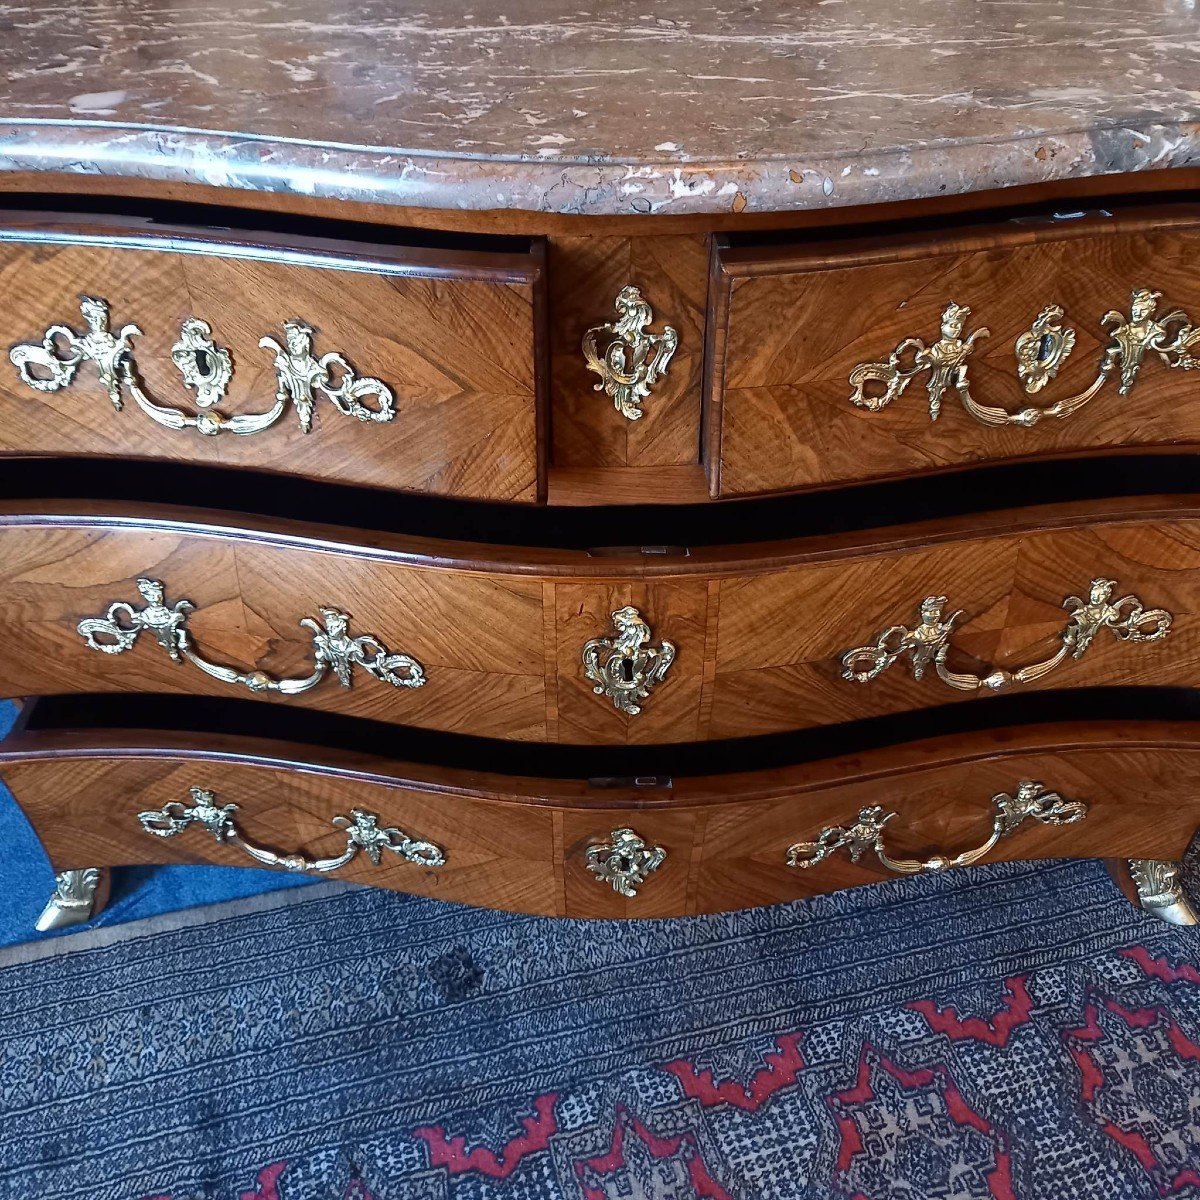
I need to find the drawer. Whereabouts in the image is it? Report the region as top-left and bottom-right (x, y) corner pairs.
(0, 493), (1197, 744)
(704, 205), (1200, 498)
(3, 696), (1199, 917)
(0, 211), (546, 501)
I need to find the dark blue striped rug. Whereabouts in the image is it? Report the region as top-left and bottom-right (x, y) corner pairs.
(1, 859), (1198, 1199)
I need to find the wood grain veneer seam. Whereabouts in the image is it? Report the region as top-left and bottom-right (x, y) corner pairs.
(550, 810), (567, 916)
(542, 580), (560, 743)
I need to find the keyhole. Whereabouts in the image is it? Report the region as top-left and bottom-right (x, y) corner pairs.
(1036, 333), (1055, 363)
(193, 348), (212, 377)
(620, 658), (635, 684)
(614, 854), (632, 873)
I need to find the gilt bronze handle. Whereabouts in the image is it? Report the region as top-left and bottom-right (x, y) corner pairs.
(77, 577), (425, 697)
(786, 781), (1087, 876)
(139, 786), (445, 872)
(10, 297), (394, 437)
(848, 288), (1200, 428)
(841, 578), (1170, 692)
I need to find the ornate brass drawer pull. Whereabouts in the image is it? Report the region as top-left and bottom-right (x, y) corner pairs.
(786, 780), (1087, 876)
(582, 605), (675, 715)
(586, 827), (666, 896)
(10, 297), (394, 438)
(582, 285), (678, 421)
(77, 577), (425, 697)
(849, 288), (1200, 428)
(139, 786), (445, 872)
(841, 577), (1170, 692)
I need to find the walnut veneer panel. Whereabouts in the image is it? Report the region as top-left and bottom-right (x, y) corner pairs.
(2, 752), (561, 916)
(706, 209), (1200, 498)
(705, 517), (1200, 739)
(0, 518), (550, 741)
(692, 737), (1200, 914)
(0, 218), (545, 501)
(550, 234), (706, 469)
(3, 721), (1199, 917)
(2, 498), (1199, 744)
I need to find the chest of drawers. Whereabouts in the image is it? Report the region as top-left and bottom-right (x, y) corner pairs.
(1, 0), (1199, 934)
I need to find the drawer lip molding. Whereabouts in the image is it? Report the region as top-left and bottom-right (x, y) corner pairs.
(2, 490), (1199, 576)
(713, 204), (1200, 279)
(5, 716), (1200, 808)
(0, 210), (543, 281)
(0, 212), (548, 504)
(4, 715), (1200, 917)
(704, 203), (1200, 500)
(0, 493), (1198, 744)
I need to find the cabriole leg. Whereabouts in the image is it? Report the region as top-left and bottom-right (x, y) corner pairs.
(35, 868), (110, 932)
(1128, 859), (1199, 927)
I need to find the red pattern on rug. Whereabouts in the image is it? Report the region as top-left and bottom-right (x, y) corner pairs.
(573, 1104), (734, 1200)
(661, 1033), (806, 1111)
(412, 1092), (560, 1179)
(1064, 989), (1200, 1194)
(908, 975), (1035, 1046)
(829, 1044), (1016, 1200)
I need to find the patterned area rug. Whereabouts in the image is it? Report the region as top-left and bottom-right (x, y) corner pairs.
(1, 859), (1198, 1199)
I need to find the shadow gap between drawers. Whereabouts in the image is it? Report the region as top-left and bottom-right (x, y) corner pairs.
(0, 193), (534, 255)
(5, 454), (1200, 550)
(16, 689), (1200, 780)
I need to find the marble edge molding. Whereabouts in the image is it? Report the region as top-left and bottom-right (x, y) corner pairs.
(0, 119), (1198, 218)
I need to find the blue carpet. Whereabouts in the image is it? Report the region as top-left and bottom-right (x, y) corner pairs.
(0, 861), (1198, 1198)
(0, 701), (313, 947)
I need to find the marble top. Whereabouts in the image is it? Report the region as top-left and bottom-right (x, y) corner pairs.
(0, 0), (1197, 217)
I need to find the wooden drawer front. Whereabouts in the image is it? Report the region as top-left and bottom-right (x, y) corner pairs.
(0, 498), (1196, 744)
(0, 217), (545, 501)
(0, 515), (552, 742)
(693, 732), (1200, 913)
(705, 509), (1192, 740)
(1, 749), (561, 916)
(705, 208), (1200, 498)
(3, 720), (1198, 918)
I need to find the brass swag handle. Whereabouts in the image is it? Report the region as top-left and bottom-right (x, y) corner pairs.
(10, 297), (394, 438)
(139, 786), (445, 872)
(77, 577), (425, 697)
(786, 780), (1087, 876)
(849, 288), (1200, 428)
(582, 285), (678, 421)
(841, 577), (1170, 692)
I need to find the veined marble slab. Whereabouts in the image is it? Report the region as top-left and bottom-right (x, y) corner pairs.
(0, 0), (1197, 216)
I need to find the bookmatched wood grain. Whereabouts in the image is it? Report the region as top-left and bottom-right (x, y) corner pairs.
(2, 495), (1200, 744)
(0, 516), (551, 741)
(3, 749), (562, 915)
(0, 214), (547, 502)
(4, 718), (1199, 917)
(705, 206), (1200, 498)
(549, 233), (707, 471)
